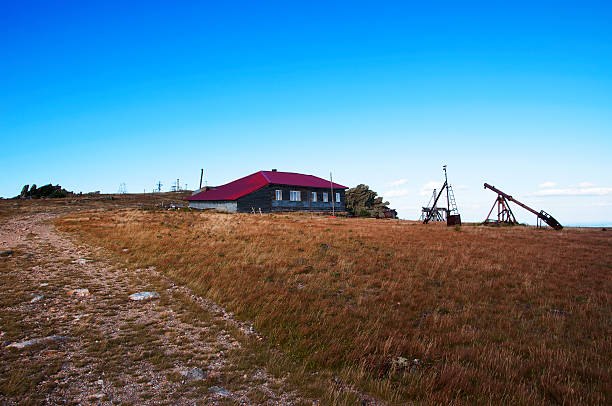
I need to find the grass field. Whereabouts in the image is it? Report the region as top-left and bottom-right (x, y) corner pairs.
(56, 208), (611, 404)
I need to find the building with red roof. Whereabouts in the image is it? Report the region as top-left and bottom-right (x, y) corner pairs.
(186, 170), (348, 213)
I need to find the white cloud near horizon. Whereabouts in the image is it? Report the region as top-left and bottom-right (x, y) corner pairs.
(385, 189), (412, 197)
(533, 186), (612, 196)
(539, 181), (557, 188)
(577, 181), (596, 188)
(419, 181), (443, 196)
(387, 178), (409, 187)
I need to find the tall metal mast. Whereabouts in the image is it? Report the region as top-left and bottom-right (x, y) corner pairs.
(443, 165), (450, 212)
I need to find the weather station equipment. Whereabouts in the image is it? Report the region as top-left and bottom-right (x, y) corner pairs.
(422, 165), (461, 226)
(420, 188), (447, 222)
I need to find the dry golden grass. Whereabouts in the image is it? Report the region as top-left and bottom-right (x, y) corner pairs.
(1, 201), (313, 404)
(56, 209), (612, 404)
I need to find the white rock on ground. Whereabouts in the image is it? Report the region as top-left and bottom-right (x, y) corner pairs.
(180, 367), (206, 381)
(6, 335), (70, 349)
(129, 291), (160, 301)
(68, 288), (90, 297)
(209, 386), (230, 397)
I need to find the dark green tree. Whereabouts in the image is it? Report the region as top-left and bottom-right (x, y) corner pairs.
(345, 184), (394, 217)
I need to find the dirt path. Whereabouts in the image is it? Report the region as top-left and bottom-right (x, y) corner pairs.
(0, 210), (310, 405)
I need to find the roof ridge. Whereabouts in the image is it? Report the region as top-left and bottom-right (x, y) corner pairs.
(262, 170), (300, 174)
(260, 171), (271, 183)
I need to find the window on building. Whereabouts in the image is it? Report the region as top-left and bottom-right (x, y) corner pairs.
(323, 192), (328, 202)
(275, 190), (282, 200)
(290, 191), (301, 201)
(335, 192), (341, 203)
(312, 192), (317, 202)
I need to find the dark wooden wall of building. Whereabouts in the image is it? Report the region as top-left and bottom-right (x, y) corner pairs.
(236, 185), (273, 212)
(236, 184), (346, 213)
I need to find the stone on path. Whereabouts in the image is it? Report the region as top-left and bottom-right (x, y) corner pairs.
(550, 309), (569, 317)
(129, 291), (160, 301)
(7, 335), (70, 349)
(68, 288), (90, 297)
(180, 367), (206, 381)
(72, 258), (90, 264)
(209, 386), (230, 397)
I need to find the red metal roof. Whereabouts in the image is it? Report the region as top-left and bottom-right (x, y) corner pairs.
(186, 171), (347, 201)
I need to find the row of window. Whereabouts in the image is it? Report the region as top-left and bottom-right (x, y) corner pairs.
(275, 190), (340, 203)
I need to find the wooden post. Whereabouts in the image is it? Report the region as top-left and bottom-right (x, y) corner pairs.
(199, 169), (203, 190)
(330, 172), (335, 216)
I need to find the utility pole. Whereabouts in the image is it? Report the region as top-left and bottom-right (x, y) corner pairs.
(330, 172), (335, 217)
(156, 181), (162, 193)
(199, 169), (204, 190)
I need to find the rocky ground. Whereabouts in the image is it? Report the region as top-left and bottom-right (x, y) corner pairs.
(0, 207), (314, 405)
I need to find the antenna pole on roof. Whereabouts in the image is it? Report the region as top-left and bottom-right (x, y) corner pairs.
(330, 172), (335, 217)
(199, 169), (204, 190)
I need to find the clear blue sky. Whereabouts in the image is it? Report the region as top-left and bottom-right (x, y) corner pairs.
(2, 1), (611, 225)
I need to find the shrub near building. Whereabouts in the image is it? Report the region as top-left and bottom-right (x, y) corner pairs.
(345, 184), (395, 218)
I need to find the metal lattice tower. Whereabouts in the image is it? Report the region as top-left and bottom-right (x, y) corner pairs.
(421, 188), (447, 221)
(447, 184), (459, 216)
